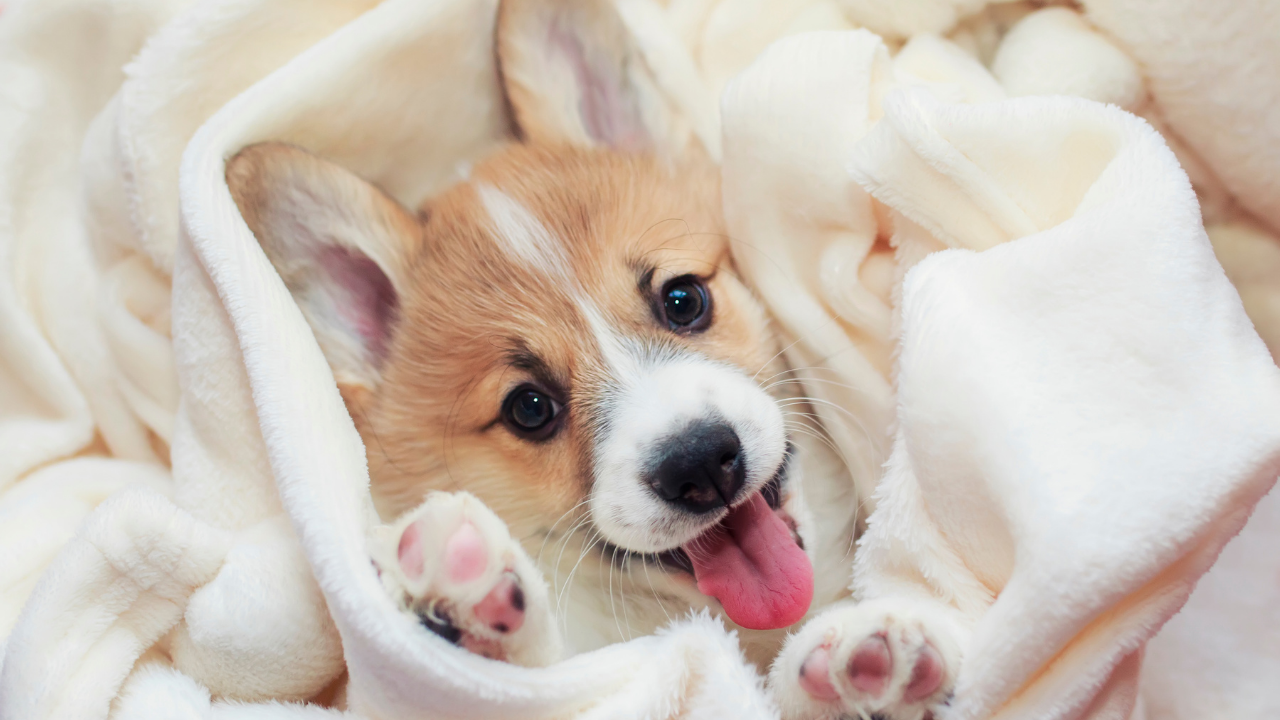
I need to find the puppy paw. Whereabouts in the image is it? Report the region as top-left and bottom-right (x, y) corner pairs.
(370, 491), (561, 666)
(769, 598), (965, 720)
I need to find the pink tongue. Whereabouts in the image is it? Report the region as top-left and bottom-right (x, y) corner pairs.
(683, 493), (814, 630)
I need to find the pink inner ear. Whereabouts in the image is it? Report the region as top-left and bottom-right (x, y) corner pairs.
(547, 16), (650, 152)
(398, 520), (425, 580)
(318, 246), (398, 361)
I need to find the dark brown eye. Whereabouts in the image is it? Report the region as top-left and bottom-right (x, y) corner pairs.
(502, 386), (561, 439)
(661, 277), (710, 331)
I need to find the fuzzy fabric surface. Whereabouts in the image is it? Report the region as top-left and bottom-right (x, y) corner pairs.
(1, 1), (1279, 719)
(722, 28), (1280, 720)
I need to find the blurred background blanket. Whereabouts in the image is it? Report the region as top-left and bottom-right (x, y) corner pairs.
(1, 1), (1278, 719)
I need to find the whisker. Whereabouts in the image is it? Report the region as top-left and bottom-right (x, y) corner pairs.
(783, 420), (844, 460)
(763, 376), (865, 395)
(776, 395), (881, 451)
(535, 499), (590, 566)
(558, 527), (604, 628)
(551, 515), (595, 613)
(640, 555), (672, 624)
(752, 334), (808, 383)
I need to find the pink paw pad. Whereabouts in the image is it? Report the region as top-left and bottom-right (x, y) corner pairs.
(904, 641), (945, 702)
(473, 572), (526, 634)
(444, 522), (488, 583)
(798, 645), (840, 702)
(847, 634), (892, 697)
(397, 521), (425, 579)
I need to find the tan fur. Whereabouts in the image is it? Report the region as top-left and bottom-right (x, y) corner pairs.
(367, 146), (776, 539)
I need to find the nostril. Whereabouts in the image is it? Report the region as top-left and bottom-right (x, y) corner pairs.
(679, 482), (718, 506)
(719, 449), (738, 471)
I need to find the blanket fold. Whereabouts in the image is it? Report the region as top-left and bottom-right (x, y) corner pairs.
(0, 487), (231, 720)
(3, 1), (1280, 719)
(724, 29), (1280, 720)
(850, 89), (1280, 719)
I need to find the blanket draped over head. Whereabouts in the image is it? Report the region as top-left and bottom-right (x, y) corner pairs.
(2, 0), (1279, 718)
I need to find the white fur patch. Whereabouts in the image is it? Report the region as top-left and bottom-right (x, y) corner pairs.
(478, 184), (570, 279)
(470, 195), (790, 556)
(584, 303), (788, 552)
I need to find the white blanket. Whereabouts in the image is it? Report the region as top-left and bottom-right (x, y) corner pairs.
(722, 28), (1280, 719)
(2, 1), (1280, 719)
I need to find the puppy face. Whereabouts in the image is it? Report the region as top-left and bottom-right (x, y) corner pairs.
(230, 138), (786, 538)
(228, 0), (808, 631)
(379, 148), (785, 554)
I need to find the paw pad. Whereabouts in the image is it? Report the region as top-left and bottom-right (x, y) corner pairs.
(473, 572), (526, 634)
(847, 634), (892, 696)
(444, 521), (488, 583)
(773, 600), (960, 720)
(904, 642), (944, 702)
(797, 645), (839, 701)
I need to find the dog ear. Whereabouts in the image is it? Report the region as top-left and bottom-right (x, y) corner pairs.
(497, 0), (676, 152)
(226, 142), (419, 393)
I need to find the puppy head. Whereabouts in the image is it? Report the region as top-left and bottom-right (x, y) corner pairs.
(228, 0), (806, 630)
(228, 142), (785, 539)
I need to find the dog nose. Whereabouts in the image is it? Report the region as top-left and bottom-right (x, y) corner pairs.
(645, 421), (745, 514)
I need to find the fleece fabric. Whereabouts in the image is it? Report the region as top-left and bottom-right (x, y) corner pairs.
(1, 1), (1279, 719)
(721, 28), (1280, 720)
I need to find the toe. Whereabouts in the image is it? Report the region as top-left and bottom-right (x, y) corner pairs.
(797, 645), (840, 702)
(397, 521), (425, 579)
(473, 572), (526, 634)
(904, 641), (945, 702)
(846, 634), (892, 697)
(444, 521), (488, 584)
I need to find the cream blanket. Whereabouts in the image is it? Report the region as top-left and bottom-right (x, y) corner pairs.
(2, 1), (1279, 719)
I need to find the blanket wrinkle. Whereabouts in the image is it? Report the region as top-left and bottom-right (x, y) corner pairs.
(0, 0), (190, 496)
(0, 487), (232, 720)
(991, 7), (1144, 110)
(1140, 484), (1280, 720)
(1081, 0), (1280, 236)
(724, 26), (1280, 720)
(1208, 222), (1280, 364)
(845, 80), (1280, 720)
(2, 0), (1280, 719)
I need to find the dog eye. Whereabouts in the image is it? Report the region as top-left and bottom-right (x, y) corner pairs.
(661, 277), (710, 331)
(502, 386), (561, 438)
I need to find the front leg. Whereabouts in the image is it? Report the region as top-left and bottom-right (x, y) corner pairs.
(769, 598), (969, 720)
(369, 491), (562, 667)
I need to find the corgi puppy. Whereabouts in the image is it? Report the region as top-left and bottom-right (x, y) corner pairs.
(227, 2), (966, 719)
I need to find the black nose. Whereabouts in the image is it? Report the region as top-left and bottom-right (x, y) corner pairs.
(645, 421), (745, 514)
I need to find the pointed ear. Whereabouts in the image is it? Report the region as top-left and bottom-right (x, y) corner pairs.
(226, 142), (419, 392)
(497, 0), (678, 152)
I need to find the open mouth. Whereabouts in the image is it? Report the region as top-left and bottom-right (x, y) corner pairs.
(609, 444), (814, 631)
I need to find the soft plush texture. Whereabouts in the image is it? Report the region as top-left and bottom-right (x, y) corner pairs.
(2, 1), (1280, 719)
(852, 89), (1280, 720)
(721, 28), (1280, 720)
(1080, 0), (1280, 236)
